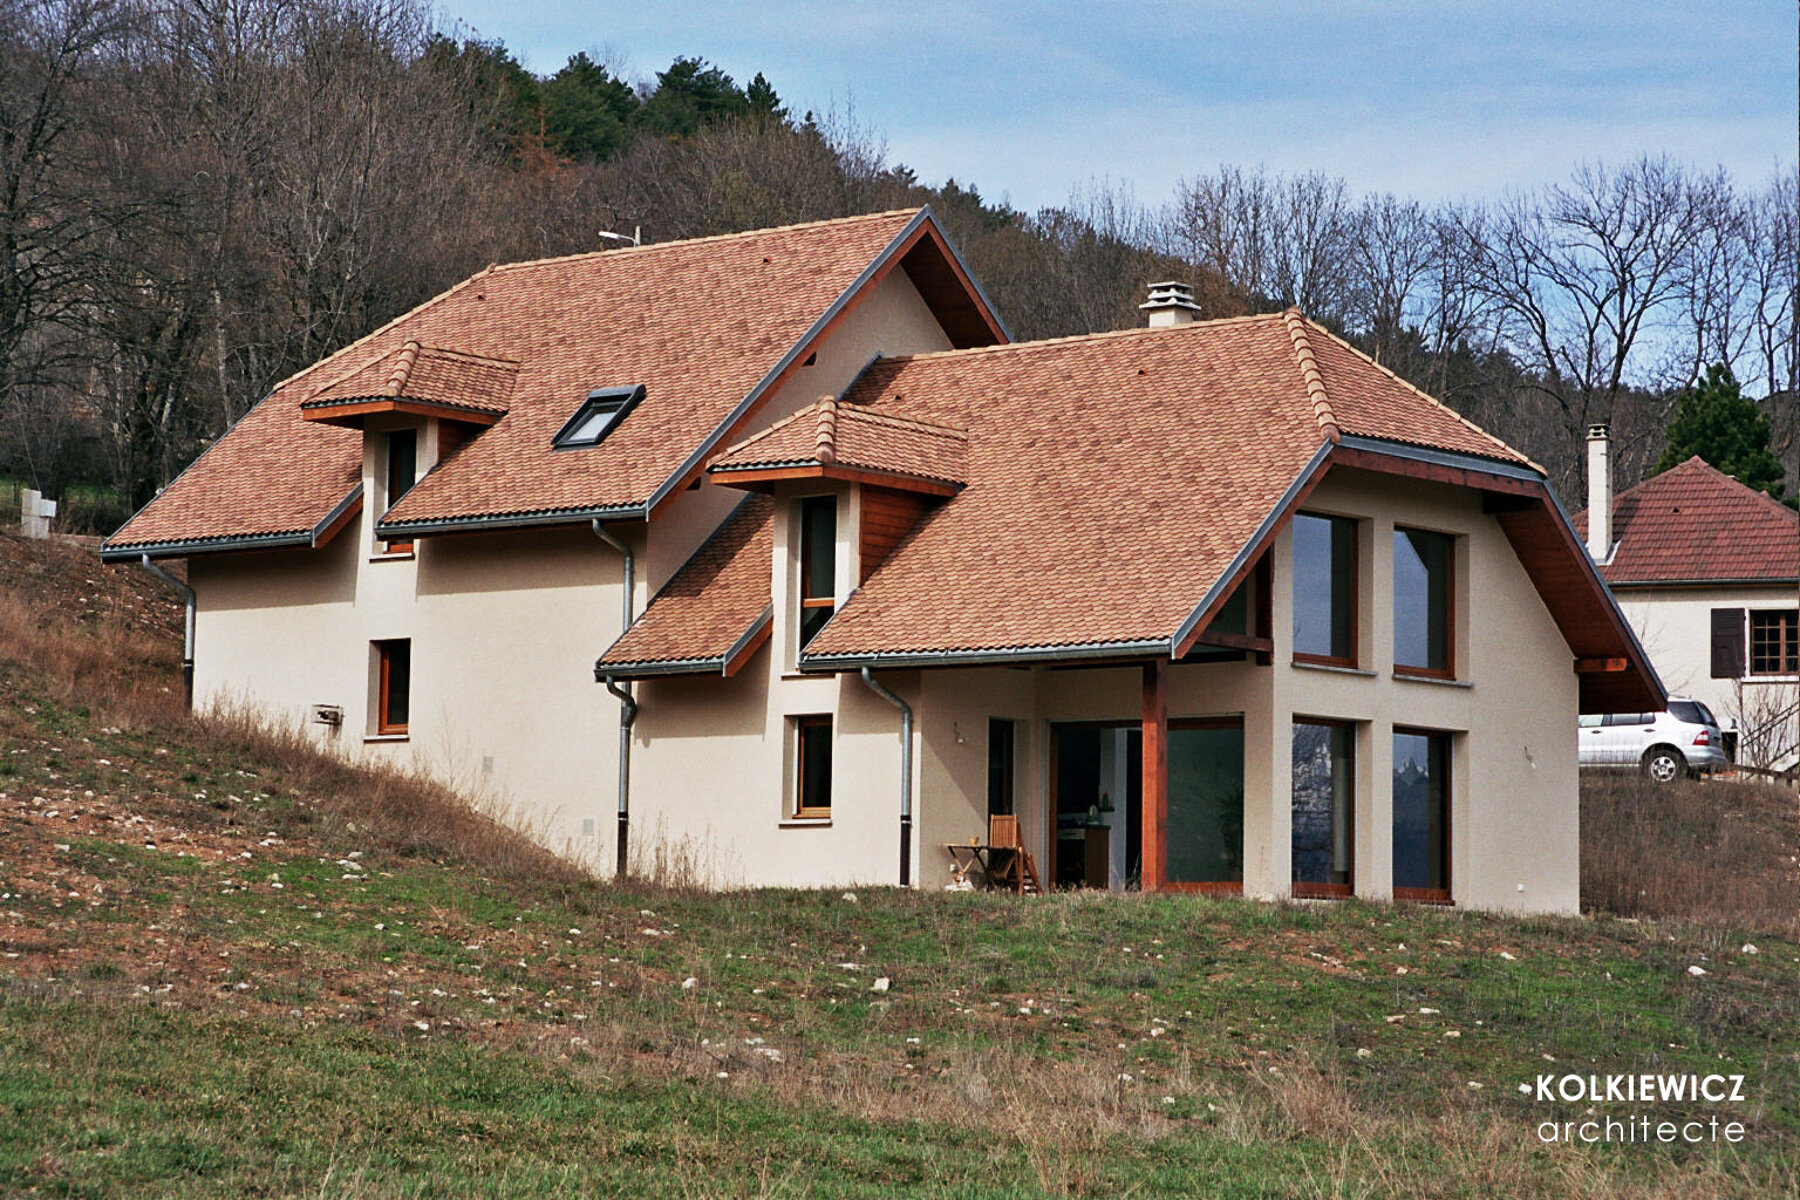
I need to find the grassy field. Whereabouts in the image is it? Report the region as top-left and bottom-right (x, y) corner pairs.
(1, 529), (1796, 1197)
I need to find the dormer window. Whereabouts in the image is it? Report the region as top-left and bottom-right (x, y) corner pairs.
(379, 429), (418, 555)
(554, 384), (645, 449)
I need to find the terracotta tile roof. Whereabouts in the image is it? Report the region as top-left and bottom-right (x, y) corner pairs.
(596, 496), (773, 675)
(106, 210), (929, 553)
(801, 312), (1533, 663)
(710, 396), (969, 487)
(1576, 456), (1800, 586)
(301, 341), (520, 416)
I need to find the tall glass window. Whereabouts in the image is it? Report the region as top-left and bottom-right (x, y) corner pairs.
(1166, 720), (1245, 887)
(1292, 722), (1354, 895)
(793, 715), (833, 818)
(1394, 528), (1452, 676)
(1392, 730), (1450, 900)
(1292, 513), (1355, 664)
(798, 496), (837, 648)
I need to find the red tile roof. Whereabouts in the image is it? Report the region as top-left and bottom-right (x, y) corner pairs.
(301, 341), (520, 417)
(1577, 456), (1800, 586)
(709, 397), (969, 488)
(595, 496), (773, 675)
(106, 210), (948, 554)
(801, 313), (1531, 663)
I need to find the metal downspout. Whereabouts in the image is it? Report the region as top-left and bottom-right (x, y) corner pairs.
(859, 667), (913, 887)
(140, 555), (195, 708)
(593, 520), (636, 878)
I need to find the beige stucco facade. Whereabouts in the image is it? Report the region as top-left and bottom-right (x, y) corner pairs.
(619, 466), (1583, 913)
(187, 268), (954, 865)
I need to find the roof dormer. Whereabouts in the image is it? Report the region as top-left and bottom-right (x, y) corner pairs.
(299, 341), (518, 430)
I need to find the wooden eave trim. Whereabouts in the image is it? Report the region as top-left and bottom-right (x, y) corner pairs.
(301, 398), (504, 427)
(723, 619), (773, 678)
(908, 221), (1009, 346)
(710, 463), (960, 497)
(1574, 657), (1629, 674)
(1328, 444), (1537, 495)
(1192, 630), (1274, 654)
(311, 492), (363, 548)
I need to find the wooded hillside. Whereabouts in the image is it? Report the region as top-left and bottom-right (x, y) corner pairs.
(2, 0), (1794, 528)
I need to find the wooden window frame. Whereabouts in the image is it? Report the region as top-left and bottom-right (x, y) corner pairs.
(1747, 609), (1800, 676)
(792, 715), (833, 820)
(1391, 725), (1451, 905)
(1291, 718), (1355, 899)
(1391, 526), (1455, 680)
(375, 639), (410, 736)
(1291, 513), (1359, 669)
(377, 429), (418, 557)
(1159, 715), (1246, 896)
(797, 495), (837, 649)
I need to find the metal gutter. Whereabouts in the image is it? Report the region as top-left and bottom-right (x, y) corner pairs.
(376, 503), (641, 539)
(803, 638), (1169, 672)
(1333, 434), (1545, 484)
(859, 667), (915, 888)
(101, 530), (314, 562)
(592, 520), (638, 879)
(1167, 441), (1334, 658)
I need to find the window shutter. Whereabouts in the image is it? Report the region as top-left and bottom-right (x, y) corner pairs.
(1710, 608), (1745, 678)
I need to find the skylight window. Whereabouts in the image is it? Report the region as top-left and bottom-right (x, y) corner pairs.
(553, 384), (645, 449)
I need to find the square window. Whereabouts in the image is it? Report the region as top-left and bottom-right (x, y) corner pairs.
(1748, 610), (1799, 675)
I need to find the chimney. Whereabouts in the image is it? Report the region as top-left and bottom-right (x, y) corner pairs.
(1140, 281), (1200, 327)
(1586, 424), (1612, 563)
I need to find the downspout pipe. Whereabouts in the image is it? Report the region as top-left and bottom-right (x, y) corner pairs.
(140, 555), (195, 709)
(859, 666), (913, 888)
(592, 520), (636, 879)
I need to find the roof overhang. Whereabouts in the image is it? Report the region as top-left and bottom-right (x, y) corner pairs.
(596, 608), (772, 681)
(376, 503), (639, 539)
(800, 638), (1168, 673)
(100, 485), (363, 562)
(299, 396), (504, 428)
(709, 462), (960, 497)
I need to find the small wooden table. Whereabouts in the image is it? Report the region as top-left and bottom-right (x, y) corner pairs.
(944, 843), (1024, 892)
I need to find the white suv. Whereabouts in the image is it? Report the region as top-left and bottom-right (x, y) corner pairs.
(1578, 698), (1728, 782)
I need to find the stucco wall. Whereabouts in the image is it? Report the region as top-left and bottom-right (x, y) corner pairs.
(1611, 584), (1800, 758)
(186, 263), (955, 875)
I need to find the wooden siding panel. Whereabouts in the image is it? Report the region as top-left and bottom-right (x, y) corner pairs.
(860, 486), (933, 583)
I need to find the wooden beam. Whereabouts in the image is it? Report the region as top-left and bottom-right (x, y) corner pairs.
(710, 464), (960, 496)
(300, 398), (502, 427)
(1574, 656), (1629, 674)
(1330, 445), (1538, 496)
(1141, 659), (1169, 893)
(1190, 630), (1274, 653)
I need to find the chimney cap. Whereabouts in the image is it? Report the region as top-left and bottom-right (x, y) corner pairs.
(1586, 423), (1611, 440)
(1139, 280), (1200, 312)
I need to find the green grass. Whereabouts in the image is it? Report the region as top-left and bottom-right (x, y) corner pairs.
(1, 550), (1798, 1196)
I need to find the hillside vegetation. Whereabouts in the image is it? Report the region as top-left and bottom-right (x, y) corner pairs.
(0, 529), (1796, 1198)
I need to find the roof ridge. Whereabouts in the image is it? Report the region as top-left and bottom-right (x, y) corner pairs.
(815, 396), (839, 465)
(877, 310), (1291, 366)
(382, 340), (421, 397)
(1619, 454), (1800, 521)
(414, 344), (522, 369)
(1299, 316), (1540, 472)
(486, 208), (925, 275)
(1282, 309), (1341, 443)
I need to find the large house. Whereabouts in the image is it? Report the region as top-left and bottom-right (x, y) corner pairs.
(1577, 431), (1800, 767)
(104, 209), (1660, 913)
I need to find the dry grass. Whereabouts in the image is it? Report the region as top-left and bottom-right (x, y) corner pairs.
(1581, 771), (1800, 935)
(0, 530), (589, 891)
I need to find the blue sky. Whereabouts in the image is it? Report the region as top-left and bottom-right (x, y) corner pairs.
(441, 1), (1797, 210)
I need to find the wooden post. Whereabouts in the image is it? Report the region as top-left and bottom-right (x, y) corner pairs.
(1141, 658), (1169, 891)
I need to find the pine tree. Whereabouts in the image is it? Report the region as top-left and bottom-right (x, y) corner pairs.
(1656, 364), (1788, 501)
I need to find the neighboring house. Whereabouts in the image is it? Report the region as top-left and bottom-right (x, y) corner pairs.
(1576, 431), (1800, 768)
(104, 211), (1661, 914)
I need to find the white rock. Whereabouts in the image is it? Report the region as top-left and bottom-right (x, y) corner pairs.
(1688, 965), (1708, 977)
(681, 977), (698, 990)
(871, 977), (891, 993)
(1741, 943), (1759, 955)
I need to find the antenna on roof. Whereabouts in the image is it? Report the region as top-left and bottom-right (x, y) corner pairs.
(597, 226), (641, 248)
